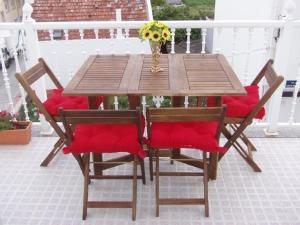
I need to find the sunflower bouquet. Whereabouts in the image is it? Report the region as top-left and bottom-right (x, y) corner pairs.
(139, 20), (171, 44)
(139, 21), (171, 73)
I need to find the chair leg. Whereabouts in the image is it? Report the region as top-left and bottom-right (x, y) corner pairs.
(155, 149), (160, 217)
(40, 137), (64, 167)
(132, 155), (138, 221)
(231, 124), (257, 151)
(82, 153), (90, 220)
(232, 142), (262, 172)
(138, 157), (146, 185)
(203, 152), (209, 217)
(148, 147), (154, 181)
(222, 126), (261, 172)
(72, 153), (85, 175)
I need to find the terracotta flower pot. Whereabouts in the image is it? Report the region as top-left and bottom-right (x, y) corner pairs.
(0, 121), (32, 145)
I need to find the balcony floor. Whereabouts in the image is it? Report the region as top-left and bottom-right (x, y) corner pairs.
(0, 137), (299, 225)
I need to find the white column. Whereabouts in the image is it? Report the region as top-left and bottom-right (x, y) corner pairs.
(23, 0), (52, 134)
(266, 0), (296, 135)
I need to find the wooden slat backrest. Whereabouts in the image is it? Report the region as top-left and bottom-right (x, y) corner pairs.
(245, 59), (284, 122)
(59, 108), (144, 146)
(146, 107), (226, 140)
(251, 59), (283, 88)
(19, 58), (63, 87)
(15, 58), (65, 137)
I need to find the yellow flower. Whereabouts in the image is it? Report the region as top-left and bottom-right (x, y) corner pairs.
(151, 31), (161, 42)
(142, 29), (152, 40)
(162, 29), (171, 41)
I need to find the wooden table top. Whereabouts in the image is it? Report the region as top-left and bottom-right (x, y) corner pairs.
(64, 54), (246, 97)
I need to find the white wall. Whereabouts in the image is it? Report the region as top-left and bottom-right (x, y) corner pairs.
(39, 38), (151, 88)
(213, 0), (278, 84)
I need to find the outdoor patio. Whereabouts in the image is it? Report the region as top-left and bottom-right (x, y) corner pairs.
(0, 137), (299, 225)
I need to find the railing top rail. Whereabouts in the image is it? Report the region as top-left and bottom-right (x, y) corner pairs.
(33, 20), (286, 30)
(0, 22), (24, 29)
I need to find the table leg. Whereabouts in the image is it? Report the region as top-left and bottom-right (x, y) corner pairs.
(88, 96), (103, 175)
(128, 95), (141, 110)
(208, 96), (222, 180)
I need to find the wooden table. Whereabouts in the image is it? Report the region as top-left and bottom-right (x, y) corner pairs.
(64, 54), (246, 179)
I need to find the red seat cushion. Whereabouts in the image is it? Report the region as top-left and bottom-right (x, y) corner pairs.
(43, 88), (104, 116)
(63, 117), (146, 159)
(207, 85), (265, 119)
(144, 121), (226, 153)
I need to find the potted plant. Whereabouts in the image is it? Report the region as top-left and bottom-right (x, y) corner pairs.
(0, 111), (32, 144)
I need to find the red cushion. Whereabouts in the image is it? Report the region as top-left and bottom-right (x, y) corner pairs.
(207, 85), (265, 119)
(144, 121), (227, 153)
(43, 88), (104, 116)
(63, 116), (146, 159)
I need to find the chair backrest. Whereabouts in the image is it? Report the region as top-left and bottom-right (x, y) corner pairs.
(59, 108), (144, 146)
(247, 59), (284, 120)
(146, 107), (226, 140)
(15, 58), (64, 136)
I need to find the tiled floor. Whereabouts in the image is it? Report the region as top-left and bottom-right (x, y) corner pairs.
(0, 137), (300, 225)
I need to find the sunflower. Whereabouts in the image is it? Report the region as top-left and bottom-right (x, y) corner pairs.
(142, 29), (152, 40)
(151, 31), (161, 42)
(162, 29), (171, 41)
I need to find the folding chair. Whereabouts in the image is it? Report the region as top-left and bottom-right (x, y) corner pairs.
(59, 108), (146, 221)
(145, 107), (226, 217)
(217, 60), (284, 171)
(15, 58), (103, 167)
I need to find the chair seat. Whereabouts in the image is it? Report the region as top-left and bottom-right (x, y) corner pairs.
(63, 121), (146, 159)
(207, 85), (265, 119)
(144, 121), (226, 153)
(43, 88), (104, 116)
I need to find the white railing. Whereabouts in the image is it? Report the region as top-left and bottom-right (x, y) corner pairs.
(0, 1), (300, 135)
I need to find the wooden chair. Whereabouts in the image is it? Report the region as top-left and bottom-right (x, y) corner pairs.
(15, 58), (103, 167)
(218, 60), (284, 171)
(59, 108), (146, 221)
(145, 107), (226, 217)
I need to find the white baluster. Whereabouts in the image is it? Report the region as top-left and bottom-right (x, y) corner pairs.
(94, 29), (100, 54)
(64, 29), (69, 41)
(231, 28), (238, 67)
(12, 30), (29, 120)
(125, 29), (129, 38)
(94, 29), (99, 39)
(215, 27), (222, 54)
(110, 28), (116, 54)
(186, 28), (191, 54)
(153, 96), (164, 108)
(171, 28), (175, 54)
(125, 28), (130, 54)
(201, 28), (207, 54)
(184, 96), (189, 108)
(0, 42), (14, 114)
(142, 96), (147, 115)
(288, 63), (300, 124)
(79, 29), (87, 59)
(49, 29), (61, 82)
(114, 96), (119, 110)
(243, 28), (253, 85)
